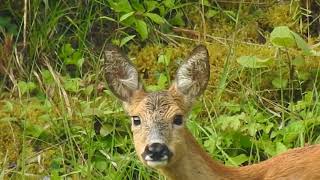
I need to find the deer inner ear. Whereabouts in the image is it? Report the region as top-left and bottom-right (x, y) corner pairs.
(104, 45), (141, 102)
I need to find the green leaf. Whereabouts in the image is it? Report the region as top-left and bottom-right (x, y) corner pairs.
(3, 100), (14, 112)
(100, 124), (114, 137)
(41, 69), (54, 84)
(99, 16), (117, 22)
(144, 0), (159, 12)
(157, 73), (168, 87)
(158, 54), (170, 66)
(292, 56), (305, 67)
(145, 13), (165, 24)
(0, 16), (10, 27)
(275, 142), (287, 155)
(63, 78), (81, 93)
(272, 77), (288, 89)
(216, 113), (245, 131)
(108, 0), (133, 13)
(135, 20), (148, 40)
(95, 160), (108, 171)
(7, 24), (18, 35)
(24, 120), (45, 138)
(206, 9), (219, 18)
(291, 31), (310, 52)
(120, 35), (136, 47)
(237, 56), (271, 68)
(119, 11), (135, 22)
(61, 43), (74, 58)
(163, 0), (175, 8)
(169, 12), (185, 26)
(270, 26), (295, 48)
(296, 71), (310, 81)
(84, 85), (94, 96)
(131, 0), (145, 12)
(283, 121), (304, 144)
(226, 154), (248, 166)
(64, 51), (84, 68)
(17, 81), (37, 95)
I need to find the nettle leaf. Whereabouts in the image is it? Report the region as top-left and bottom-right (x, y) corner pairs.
(237, 56), (271, 68)
(135, 19), (148, 40)
(270, 26), (295, 48)
(272, 77), (288, 89)
(145, 13), (165, 24)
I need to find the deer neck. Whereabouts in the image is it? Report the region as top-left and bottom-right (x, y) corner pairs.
(158, 129), (261, 180)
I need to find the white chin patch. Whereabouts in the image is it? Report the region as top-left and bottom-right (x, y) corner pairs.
(146, 160), (168, 168)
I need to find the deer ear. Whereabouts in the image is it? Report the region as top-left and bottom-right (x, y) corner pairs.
(104, 45), (141, 102)
(172, 45), (210, 102)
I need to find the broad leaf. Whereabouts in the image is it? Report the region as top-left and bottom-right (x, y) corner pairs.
(237, 56), (271, 68)
(270, 26), (295, 48)
(145, 13), (165, 24)
(108, 0), (133, 13)
(272, 77), (288, 89)
(135, 20), (148, 40)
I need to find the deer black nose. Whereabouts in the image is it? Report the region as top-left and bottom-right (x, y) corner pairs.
(142, 143), (172, 161)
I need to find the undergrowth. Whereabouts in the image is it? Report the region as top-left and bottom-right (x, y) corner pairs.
(0, 0), (320, 179)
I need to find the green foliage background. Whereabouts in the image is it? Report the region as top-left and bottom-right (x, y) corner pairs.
(0, 0), (320, 179)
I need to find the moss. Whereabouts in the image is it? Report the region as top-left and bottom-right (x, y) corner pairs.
(0, 120), (21, 166)
(260, 4), (300, 32)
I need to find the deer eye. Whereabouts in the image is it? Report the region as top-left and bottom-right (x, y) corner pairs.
(132, 116), (141, 126)
(173, 115), (183, 126)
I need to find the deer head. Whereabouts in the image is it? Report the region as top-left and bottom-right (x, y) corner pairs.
(104, 45), (210, 169)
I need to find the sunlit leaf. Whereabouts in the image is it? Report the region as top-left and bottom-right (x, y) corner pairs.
(145, 13), (165, 24)
(237, 56), (271, 68)
(144, 0), (159, 12)
(120, 35), (136, 47)
(119, 11), (135, 22)
(108, 0), (133, 13)
(270, 26), (295, 48)
(135, 20), (148, 40)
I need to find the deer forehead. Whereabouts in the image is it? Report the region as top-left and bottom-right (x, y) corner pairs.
(127, 91), (185, 120)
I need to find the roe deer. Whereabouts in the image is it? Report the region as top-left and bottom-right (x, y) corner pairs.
(104, 45), (320, 180)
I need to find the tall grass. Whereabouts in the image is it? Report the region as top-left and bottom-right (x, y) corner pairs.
(0, 0), (319, 179)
